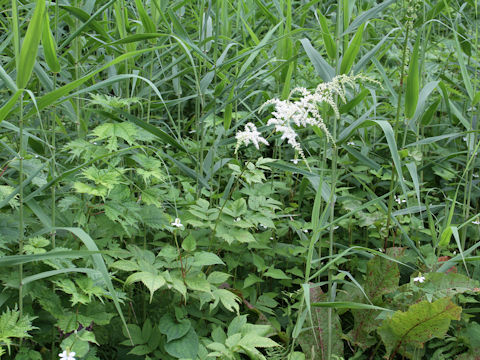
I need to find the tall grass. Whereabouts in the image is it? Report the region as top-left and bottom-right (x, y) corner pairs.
(0, 0), (478, 358)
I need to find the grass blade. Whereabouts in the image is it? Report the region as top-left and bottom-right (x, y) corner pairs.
(17, 0), (45, 88)
(340, 24), (364, 75)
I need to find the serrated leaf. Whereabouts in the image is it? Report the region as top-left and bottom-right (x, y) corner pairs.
(207, 271), (230, 284)
(264, 267), (291, 280)
(110, 260), (139, 272)
(185, 272), (211, 293)
(193, 252), (224, 267)
(238, 333), (279, 348)
(125, 272), (165, 302)
(211, 289), (240, 314)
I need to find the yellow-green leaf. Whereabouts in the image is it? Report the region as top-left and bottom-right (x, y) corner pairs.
(405, 32), (421, 119)
(17, 0), (46, 88)
(41, 11), (60, 73)
(340, 24), (364, 75)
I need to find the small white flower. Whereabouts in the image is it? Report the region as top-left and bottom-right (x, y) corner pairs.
(59, 350), (76, 360)
(413, 276), (425, 283)
(333, 225), (339, 230)
(171, 218), (183, 228)
(234, 217), (241, 222)
(347, 141), (355, 146)
(472, 219), (480, 225)
(378, 248), (384, 253)
(290, 159), (299, 164)
(303, 229), (309, 233)
(235, 122), (269, 152)
(395, 197), (407, 204)
(93, 142), (97, 145)
(269, 237), (274, 240)
(473, 174), (479, 178)
(463, 137), (468, 142)
(259, 223), (267, 229)
(189, 130), (196, 134)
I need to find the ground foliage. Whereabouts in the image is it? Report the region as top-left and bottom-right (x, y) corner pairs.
(0, 0), (479, 359)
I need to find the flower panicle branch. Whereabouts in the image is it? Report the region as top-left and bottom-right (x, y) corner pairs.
(235, 74), (378, 159)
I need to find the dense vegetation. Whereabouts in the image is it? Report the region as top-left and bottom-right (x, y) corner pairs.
(0, 0), (479, 359)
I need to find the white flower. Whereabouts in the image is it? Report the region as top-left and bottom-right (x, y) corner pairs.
(303, 229), (309, 233)
(235, 123), (269, 152)
(472, 219), (480, 225)
(59, 350), (76, 360)
(347, 141), (355, 146)
(260, 74), (378, 158)
(463, 137), (468, 142)
(395, 197), (407, 204)
(413, 276), (425, 283)
(473, 174), (479, 178)
(171, 218), (183, 228)
(290, 159), (299, 164)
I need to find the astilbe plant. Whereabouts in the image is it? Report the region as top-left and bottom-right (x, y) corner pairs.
(236, 74), (378, 160)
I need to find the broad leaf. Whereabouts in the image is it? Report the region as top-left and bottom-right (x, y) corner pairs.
(378, 297), (461, 359)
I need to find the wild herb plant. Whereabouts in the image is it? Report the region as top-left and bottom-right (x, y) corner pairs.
(0, 0), (479, 359)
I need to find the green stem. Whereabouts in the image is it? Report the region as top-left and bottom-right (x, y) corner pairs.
(385, 23), (410, 248)
(19, 92), (24, 318)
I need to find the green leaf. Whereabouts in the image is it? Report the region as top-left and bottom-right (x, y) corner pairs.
(41, 11), (60, 73)
(185, 272), (211, 293)
(164, 328), (199, 359)
(182, 235), (197, 252)
(298, 287), (344, 358)
(134, 0), (155, 33)
(193, 252), (225, 267)
(159, 314), (191, 342)
(264, 267), (291, 280)
(340, 24), (364, 75)
(125, 272), (165, 303)
(317, 11), (336, 60)
(207, 272), (231, 284)
(364, 255), (400, 301)
(438, 226), (453, 247)
(405, 31), (421, 119)
(0, 90), (22, 125)
(238, 333), (279, 348)
(300, 38), (334, 81)
(211, 289), (240, 314)
(422, 272), (479, 299)
(345, 0), (395, 34)
(378, 297), (461, 359)
(0, 308), (37, 353)
(17, 0), (46, 88)
(453, 25), (474, 101)
(57, 227), (132, 343)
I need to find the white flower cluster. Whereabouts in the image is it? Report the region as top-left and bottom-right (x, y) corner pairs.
(413, 275), (425, 283)
(235, 122), (269, 153)
(59, 350), (76, 360)
(235, 74), (376, 159)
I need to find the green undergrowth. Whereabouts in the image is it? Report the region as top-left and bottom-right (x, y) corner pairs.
(0, 0), (479, 359)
